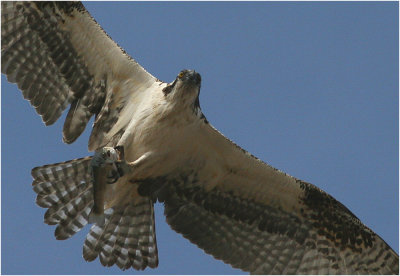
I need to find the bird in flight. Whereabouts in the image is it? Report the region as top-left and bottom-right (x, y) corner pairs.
(1, 2), (398, 274)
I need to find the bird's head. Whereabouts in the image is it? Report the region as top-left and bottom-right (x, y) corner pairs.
(176, 69), (202, 88)
(163, 69), (202, 113)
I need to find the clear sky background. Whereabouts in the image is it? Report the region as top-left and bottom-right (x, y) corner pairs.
(1, 2), (398, 275)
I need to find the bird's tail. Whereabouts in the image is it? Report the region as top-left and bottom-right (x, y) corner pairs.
(32, 156), (94, 239)
(31, 157), (159, 270)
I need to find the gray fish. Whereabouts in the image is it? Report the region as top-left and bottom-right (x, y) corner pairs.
(88, 147), (121, 225)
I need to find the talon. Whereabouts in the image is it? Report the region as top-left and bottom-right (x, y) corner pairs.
(115, 161), (125, 178)
(113, 146), (133, 177)
(106, 168), (120, 184)
(114, 145), (125, 160)
(115, 159), (133, 176)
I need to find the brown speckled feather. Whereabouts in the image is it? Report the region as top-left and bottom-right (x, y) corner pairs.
(155, 171), (398, 274)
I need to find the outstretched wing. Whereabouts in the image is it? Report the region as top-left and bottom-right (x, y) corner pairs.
(149, 123), (399, 274)
(1, 1), (158, 150)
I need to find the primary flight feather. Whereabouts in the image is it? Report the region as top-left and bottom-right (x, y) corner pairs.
(1, 2), (398, 274)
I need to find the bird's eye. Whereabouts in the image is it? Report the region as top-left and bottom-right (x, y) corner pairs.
(178, 72), (184, 79)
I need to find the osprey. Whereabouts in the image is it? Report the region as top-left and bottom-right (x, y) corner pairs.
(1, 2), (398, 274)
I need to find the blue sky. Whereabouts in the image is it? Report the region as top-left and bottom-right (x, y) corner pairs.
(1, 2), (398, 275)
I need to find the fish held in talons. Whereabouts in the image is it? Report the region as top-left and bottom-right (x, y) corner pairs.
(88, 146), (124, 226)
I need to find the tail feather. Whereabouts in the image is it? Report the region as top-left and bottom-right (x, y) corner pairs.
(83, 197), (158, 270)
(32, 157), (92, 184)
(31, 156), (159, 270)
(54, 200), (92, 240)
(43, 191), (90, 226)
(32, 157), (93, 239)
(37, 179), (89, 208)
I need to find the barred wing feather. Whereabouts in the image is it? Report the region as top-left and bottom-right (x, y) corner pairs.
(152, 124), (399, 274)
(1, 1), (157, 149)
